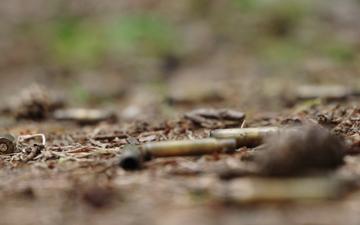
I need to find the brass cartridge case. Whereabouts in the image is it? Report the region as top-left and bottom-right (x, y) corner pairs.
(210, 127), (279, 147)
(0, 134), (16, 154)
(142, 138), (236, 157)
(119, 138), (236, 170)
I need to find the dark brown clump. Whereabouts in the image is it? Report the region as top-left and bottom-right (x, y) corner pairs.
(7, 84), (65, 121)
(82, 186), (114, 209)
(255, 125), (346, 177)
(19, 187), (36, 199)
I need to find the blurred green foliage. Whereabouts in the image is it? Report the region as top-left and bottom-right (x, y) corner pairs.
(231, 0), (356, 65)
(48, 14), (178, 68)
(320, 41), (355, 63)
(257, 38), (305, 64)
(71, 82), (92, 104)
(106, 14), (178, 56)
(15, 0), (356, 71)
(51, 17), (104, 67)
(233, 0), (310, 18)
(233, 0), (259, 10)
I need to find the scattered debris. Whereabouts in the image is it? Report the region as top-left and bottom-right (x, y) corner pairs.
(211, 127), (279, 148)
(255, 125), (346, 176)
(18, 133), (47, 147)
(91, 131), (128, 142)
(18, 144), (45, 162)
(12, 133), (47, 162)
(346, 133), (360, 154)
(185, 108), (245, 128)
(54, 108), (117, 124)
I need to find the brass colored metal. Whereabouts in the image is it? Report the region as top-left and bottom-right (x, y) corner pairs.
(142, 138), (236, 157)
(119, 138), (237, 170)
(210, 127), (279, 147)
(0, 134), (16, 154)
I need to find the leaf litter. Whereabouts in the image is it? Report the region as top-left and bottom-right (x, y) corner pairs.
(0, 84), (359, 225)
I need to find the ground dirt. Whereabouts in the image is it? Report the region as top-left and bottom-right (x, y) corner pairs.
(0, 71), (359, 225)
(0, 0), (360, 224)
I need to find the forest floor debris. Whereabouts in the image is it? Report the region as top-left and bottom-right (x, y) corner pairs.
(184, 108), (245, 128)
(0, 86), (359, 225)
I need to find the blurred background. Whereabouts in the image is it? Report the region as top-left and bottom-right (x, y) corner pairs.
(0, 0), (359, 120)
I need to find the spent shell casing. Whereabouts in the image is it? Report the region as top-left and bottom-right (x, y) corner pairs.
(119, 144), (144, 170)
(119, 138), (237, 170)
(0, 134), (16, 154)
(210, 127), (279, 147)
(142, 138), (237, 158)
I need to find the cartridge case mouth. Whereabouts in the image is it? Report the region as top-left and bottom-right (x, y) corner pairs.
(120, 155), (142, 170)
(0, 134), (16, 154)
(119, 144), (144, 170)
(210, 127), (279, 147)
